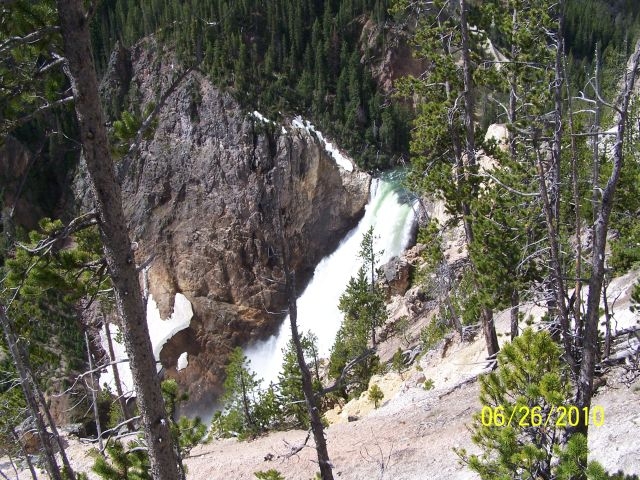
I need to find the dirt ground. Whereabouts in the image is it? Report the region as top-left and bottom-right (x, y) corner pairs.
(3, 271), (639, 479)
(4, 344), (638, 480)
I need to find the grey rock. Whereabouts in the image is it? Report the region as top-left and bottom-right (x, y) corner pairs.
(76, 40), (371, 408)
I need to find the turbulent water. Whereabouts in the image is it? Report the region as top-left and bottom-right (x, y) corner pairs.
(246, 171), (417, 386)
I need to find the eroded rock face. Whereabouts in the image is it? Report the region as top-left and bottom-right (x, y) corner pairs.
(78, 41), (371, 409)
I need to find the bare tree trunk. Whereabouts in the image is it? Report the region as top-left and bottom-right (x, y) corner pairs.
(510, 288), (519, 341)
(28, 347), (75, 478)
(283, 266), (334, 480)
(602, 276), (612, 358)
(10, 426), (38, 480)
(591, 45), (603, 224)
(480, 306), (500, 358)
(577, 40), (640, 437)
(564, 49), (584, 346)
(104, 320), (133, 431)
(275, 139), (334, 480)
(0, 307), (62, 480)
(55, 1), (181, 478)
(85, 331), (104, 451)
(240, 373), (255, 430)
(444, 294), (462, 336)
(535, 145), (576, 373)
(549, 21), (565, 233)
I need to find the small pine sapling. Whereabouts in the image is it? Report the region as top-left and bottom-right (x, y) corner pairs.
(368, 384), (384, 408)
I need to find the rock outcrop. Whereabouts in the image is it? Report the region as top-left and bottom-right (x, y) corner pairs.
(75, 40), (371, 409)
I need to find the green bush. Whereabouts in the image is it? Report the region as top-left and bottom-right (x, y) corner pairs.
(391, 347), (406, 373)
(368, 384), (384, 408)
(420, 318), (449, 351)
(254, 469), (286, 480)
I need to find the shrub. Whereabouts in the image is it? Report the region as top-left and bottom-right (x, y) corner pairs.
(254, 469), (286, 480)
(368, 384), (384, 408)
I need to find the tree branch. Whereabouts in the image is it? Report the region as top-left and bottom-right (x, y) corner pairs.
(16, 211), (97, 254)
(0, 26), (60, 55)
(319, 348), (376, 397)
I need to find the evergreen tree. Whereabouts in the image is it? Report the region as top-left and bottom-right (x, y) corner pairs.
(396, 0), (500, 356)
(329, 228), (386, 397)
(277, 333), (321, 429)
(459, 328), (638, 480)
(213, 347), (264, 439)
(92, 440), (152, 480)
(457, 328), (574, 479)
(357, 226), (386, 346)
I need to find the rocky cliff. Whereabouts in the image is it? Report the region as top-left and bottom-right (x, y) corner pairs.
(76, 39), (371, 409)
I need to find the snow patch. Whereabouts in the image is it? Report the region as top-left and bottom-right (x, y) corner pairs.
(251, 110), (271, 124)
(177, 352), (189, 371)
(147, 293), (193, 360)
(99, 293), (194, 396)
(291, 115), (354, 172)
(250, 110), (288, 135)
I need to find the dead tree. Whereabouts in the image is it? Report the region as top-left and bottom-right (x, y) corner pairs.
(273, 146), (335, 480)
(576, 40), (640, 437)
(55, 1), (182, 478)
(0, 307), (64, 480)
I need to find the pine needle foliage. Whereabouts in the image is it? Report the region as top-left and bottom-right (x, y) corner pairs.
(254, 470), (286, 480)
(2, 218), (107, 381)
(277, 332), (321, 429)
(368, 383), (384, 408)
(91, 440), (152, 480)
(211, 347), (268, 439)
(458, 328), (640, 479)
(457, 328), (573, 479)
(161, 379), (206, 457)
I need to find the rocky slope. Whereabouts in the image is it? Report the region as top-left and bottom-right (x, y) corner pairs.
(6, 288), (637, 480)
(75, 39), (371, 409)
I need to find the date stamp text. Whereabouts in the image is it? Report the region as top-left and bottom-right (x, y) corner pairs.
(480, 405), (605, 428)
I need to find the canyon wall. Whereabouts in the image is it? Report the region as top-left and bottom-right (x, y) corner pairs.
(75, 40), (371, 407)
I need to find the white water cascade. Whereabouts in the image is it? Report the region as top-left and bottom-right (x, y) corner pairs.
(246, 173), (417, 386)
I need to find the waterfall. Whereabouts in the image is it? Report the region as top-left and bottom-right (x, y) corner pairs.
(246, 172), (417, 386)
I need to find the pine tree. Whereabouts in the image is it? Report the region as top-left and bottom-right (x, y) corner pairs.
(368, 384), (384, 408)
(459, 328), (639, 479)
(91, 440), (152, 480)
(457, 328), (574, 479)
(214, 347), (263, 439)
(277, 333), (321, 429)
(396, 0), (500, 356)
(357, 226), (386, 346)
(329, 228), (386, 397)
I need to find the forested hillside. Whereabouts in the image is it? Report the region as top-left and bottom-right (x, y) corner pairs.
(88, 0), (640, 171)
(89, 0), (410, 169)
